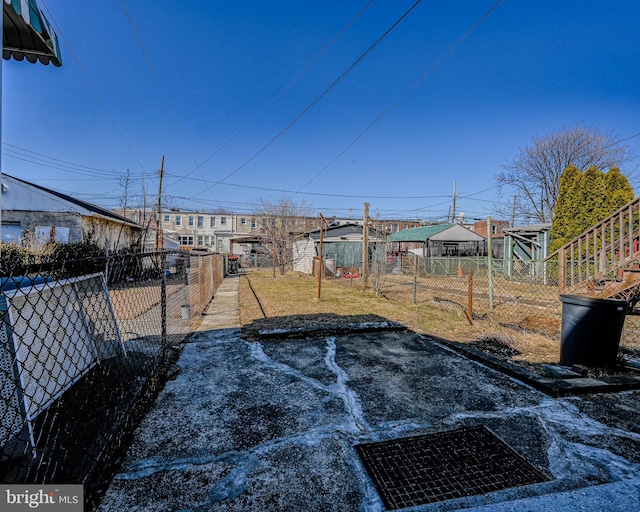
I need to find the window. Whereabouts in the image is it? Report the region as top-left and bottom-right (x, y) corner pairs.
(189, 216), (195, 226)
(204, 235), (211, 245)
(241, 218), (247, 225)
(35, 226), (70, 245)
(164, 215), (170, 223)
(210, 217), (216, 227)
(197, 235), (203, 246)
(220, 216), (227, 225)
(130, 213), (137, 221)
(1, 224), (22, 244)
(251, 219), (256, 229)
(198, 216), (204, 227)
(176, 215), (182, 226)
(178, 235), (194, 245)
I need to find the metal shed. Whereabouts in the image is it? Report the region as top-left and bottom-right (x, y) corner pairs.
(389, 223), (486, 257)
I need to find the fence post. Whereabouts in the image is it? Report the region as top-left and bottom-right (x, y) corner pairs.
(468, 270), (473, 319)
(160, 252), (168, 366)
(412, 253), (417, 304)
(487, 216), (494, 310)
(558, 248), (566, 296)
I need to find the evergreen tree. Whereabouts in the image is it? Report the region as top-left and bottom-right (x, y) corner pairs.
(605, 166), (634, 211)
(550, 166), (635, 251)
(550, 165), (582, 251)
(578, 166), (608, 231)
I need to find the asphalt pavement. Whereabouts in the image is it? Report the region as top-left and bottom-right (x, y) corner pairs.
(98, 276), (640, 511)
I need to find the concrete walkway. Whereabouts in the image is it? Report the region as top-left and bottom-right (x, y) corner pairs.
(98, 276), (640, 512)
(197, 275), (241, 331)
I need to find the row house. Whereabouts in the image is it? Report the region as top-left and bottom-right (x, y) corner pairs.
(113, 206), (425, 254)
(160, 210), (255, 252)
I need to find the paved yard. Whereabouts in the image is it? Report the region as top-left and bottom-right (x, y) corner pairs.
(98, 323), (640, 511)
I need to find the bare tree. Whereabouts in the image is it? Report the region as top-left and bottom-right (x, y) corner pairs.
(495, 123), (636, 224)
(254, 196), (311, 275)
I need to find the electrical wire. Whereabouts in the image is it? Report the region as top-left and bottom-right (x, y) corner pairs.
(191, 0), (423, 199)
(39, 1), (148, 174)
(167, 0), (377, 189)
(162, 170), (451, 199)
(119, 0), (223, 209)
(292, 0), (504, 196)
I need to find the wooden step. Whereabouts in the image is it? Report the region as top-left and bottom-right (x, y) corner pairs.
(596, 271), (640, 300)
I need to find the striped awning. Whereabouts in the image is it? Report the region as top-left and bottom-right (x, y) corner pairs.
(3, 0), (61, 66)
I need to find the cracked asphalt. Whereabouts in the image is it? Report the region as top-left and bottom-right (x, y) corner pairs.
(98, 278), (640, 511)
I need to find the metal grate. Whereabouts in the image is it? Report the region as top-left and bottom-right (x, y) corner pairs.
(355, 425), (549, 510)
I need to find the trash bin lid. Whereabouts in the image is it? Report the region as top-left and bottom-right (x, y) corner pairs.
(560, 294), (628, 309)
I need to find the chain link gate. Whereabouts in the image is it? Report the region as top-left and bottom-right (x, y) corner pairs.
(0, 250), (224, 508)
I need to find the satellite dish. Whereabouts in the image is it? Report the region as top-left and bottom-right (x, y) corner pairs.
(458, 211), (465, 223)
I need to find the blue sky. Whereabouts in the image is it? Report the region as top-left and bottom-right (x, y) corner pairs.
(2, 0), (640, 223)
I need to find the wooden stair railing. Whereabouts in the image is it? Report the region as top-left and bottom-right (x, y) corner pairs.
(547, 196), (640, 298)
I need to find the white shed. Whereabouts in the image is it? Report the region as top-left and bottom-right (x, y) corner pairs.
(293, 223), (385, 275)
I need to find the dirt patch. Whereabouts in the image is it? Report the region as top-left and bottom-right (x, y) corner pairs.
(512, 315), (562, 337)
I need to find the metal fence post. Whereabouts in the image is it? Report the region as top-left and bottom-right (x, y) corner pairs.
(487, 216), (494, 310)
(160, 251), (167, 366)
(412, 253), (417, 304)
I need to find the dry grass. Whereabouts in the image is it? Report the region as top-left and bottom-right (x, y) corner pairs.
(239, 271), (563, 364)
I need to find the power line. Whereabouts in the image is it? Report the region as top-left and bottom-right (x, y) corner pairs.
(168, 0), (377, 190)
(119, 0), (222, 209)
(39, 0), (148, 174)
(191, 0), (423, 199)
(292, 0), (504, 195)
(162, 171), (451, 199)
(2, 143), (114, 175)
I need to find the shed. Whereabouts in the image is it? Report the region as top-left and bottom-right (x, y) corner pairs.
(503, 223), (552, 261)
(390, 223), (485, 257)
(502, 223), (552, 281)
(293, 223), (385, 275)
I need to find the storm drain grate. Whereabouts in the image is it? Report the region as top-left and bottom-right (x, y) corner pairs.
(355, 425), (549, 510)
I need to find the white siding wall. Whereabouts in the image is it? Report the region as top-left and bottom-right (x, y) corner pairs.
(293, 238), (315, 274)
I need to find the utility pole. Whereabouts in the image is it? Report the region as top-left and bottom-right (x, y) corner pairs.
(451, 181), (457, 223)
(511, 195), (517, 227)
(155, 156), (165, 252)
(362, 202), (369, 288)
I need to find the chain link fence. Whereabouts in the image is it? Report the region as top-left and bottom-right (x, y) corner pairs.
(369, 253), (639, 359)
(0, 249), (224, 508)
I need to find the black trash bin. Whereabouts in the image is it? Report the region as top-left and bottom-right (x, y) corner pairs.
(559, 294), (628, 368)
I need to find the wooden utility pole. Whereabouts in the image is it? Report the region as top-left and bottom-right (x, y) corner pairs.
(451, 181), (457, 223)
(317, 213), (325, 299)
(155, 155), (165, 251)
(362, 202), (370, 287)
